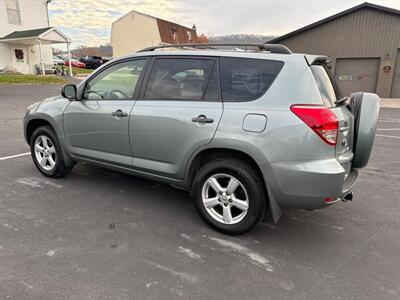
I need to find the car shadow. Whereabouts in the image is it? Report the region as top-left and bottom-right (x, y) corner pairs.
(65, 162), (347, 250)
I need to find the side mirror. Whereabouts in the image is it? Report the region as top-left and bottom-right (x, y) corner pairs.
(61, 84), (77, 100)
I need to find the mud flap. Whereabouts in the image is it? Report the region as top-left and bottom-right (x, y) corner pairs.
(264, 186), (282, 224)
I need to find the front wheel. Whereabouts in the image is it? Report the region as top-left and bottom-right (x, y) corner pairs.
(192, 158), (266, 235)
(30, 126), (73, 178)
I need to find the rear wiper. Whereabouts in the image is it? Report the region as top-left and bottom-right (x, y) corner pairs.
(336, 97), (349, 106)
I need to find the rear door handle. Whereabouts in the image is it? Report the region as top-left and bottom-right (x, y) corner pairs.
(111, 109), (128, 117)
(191, 114), (214, 124)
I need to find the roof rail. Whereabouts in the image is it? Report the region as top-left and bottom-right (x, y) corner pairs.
(137, 43), (292, 54)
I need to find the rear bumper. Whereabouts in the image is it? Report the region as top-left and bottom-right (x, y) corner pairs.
(265, 158), (358, 210)
(342, 169), (358, 195)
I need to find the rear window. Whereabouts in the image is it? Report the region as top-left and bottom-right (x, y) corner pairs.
(310, 65), (341, 107)
(220, 57), (284, 101)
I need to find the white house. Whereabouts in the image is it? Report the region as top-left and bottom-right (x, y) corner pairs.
(0, 0), (71, 74)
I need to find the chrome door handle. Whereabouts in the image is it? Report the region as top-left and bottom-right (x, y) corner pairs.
(111, 109), (128, 117)
(191, 114), (214, 124)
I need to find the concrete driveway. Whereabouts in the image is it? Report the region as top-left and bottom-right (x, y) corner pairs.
(0, 84), (399, 299)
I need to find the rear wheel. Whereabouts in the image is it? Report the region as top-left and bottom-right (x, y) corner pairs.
(30, 126), (73, 178)
(192, 158), (266, 235)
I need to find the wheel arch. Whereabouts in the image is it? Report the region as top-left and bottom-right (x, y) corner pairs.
(25, 116), (74, 167)
(26, 118), (54, 145)
(185, 146), (281, 224)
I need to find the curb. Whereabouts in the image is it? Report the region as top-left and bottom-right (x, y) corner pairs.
(381, 98), (400, 109)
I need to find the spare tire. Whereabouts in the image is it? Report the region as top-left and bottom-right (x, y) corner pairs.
(350, 92), (380, 168)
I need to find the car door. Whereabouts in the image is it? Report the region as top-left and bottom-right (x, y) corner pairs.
(63, 58), (148, 166)
(130, 56), (223, 179)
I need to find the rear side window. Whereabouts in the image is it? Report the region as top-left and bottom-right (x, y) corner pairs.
(144, 58), (218, 101)
(220, 57), (284, 101)
(310, 65), (341, 107)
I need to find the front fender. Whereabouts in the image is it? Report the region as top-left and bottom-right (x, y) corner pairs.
(24, 97), (73, 166)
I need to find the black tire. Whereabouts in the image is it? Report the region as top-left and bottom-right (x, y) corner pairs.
(30, 125), (73, 178)
(192, 158), (266, 235)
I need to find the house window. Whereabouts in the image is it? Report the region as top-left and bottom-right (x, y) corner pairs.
(6, 0), (21, 24)
(171, 25), (177, 41)
(15, 49), (24, 62)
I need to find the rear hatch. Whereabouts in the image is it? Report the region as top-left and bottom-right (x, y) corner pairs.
(309, 59), (354, 179)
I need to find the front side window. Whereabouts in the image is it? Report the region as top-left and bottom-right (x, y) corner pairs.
(6, 0), (21, 24)
(144, 58), (218, 101)
(83, 59), (146, 100)
(220, 57), (284, 101)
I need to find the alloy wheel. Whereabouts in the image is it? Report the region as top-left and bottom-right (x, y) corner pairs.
(201, 173), (249, 225)
(34, 135), (57, 171)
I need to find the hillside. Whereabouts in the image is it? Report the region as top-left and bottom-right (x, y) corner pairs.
(210, 34), (276, 44)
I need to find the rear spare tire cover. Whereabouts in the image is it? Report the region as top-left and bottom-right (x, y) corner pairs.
(350, 92), (380, 168)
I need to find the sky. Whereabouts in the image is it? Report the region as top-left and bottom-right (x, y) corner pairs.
(48, 0), (400, 48)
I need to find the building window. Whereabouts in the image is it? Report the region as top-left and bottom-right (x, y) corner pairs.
(187, 31), (192, 42)
(15, 49), (24, 62)
(6, 0), (21, 24)
(171, 25), (177, 41)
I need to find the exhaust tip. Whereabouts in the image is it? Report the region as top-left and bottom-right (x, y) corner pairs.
(342, 192), (353, 202)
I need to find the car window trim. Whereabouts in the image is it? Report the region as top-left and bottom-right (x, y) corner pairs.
(80, 57), (150, 101)
(138, 55), (221, 102)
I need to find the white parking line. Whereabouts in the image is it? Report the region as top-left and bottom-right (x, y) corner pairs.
(376, 134), (400, 139)
(377, 128), (400, 131)
(0, 152), (30, 161)
(379, 118), (400, 121)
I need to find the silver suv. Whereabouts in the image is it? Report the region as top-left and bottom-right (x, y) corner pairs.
(24, 43), (380, 234)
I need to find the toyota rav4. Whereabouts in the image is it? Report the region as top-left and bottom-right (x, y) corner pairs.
(24, 43), (380, 234)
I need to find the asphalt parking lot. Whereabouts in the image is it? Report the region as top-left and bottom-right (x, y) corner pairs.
(0, 84), (399, 300)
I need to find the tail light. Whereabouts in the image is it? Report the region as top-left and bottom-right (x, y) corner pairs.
(290, 105), (339, 146)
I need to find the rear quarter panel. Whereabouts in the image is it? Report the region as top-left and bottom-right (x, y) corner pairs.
(205, 55), (343, 210)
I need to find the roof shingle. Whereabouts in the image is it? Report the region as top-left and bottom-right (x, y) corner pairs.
(0, 27), (52, 40)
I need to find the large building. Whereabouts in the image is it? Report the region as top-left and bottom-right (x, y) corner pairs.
(111, 10), (208, 57)
(0, 0), (71, 75)
(270, 2), (400, 98)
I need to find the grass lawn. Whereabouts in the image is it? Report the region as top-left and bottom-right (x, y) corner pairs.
(0, 74), (67, 84)
(73, 67), (93, 75)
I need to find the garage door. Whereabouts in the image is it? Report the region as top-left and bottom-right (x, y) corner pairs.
(334, 58), (379, 96)
(390, 50), (400, 98)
